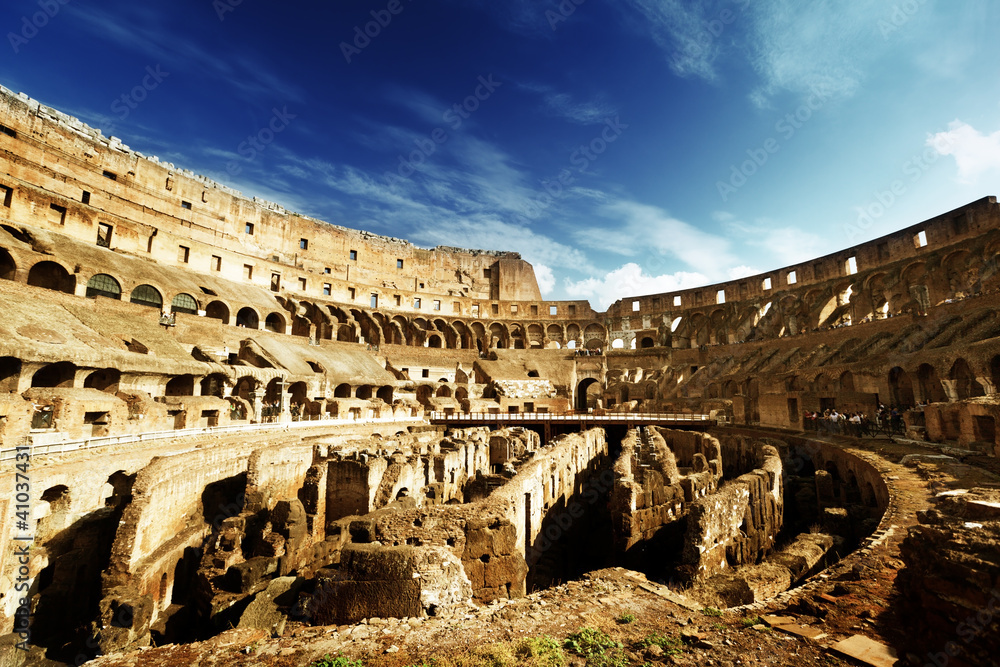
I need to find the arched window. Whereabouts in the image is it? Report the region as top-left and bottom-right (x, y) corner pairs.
(129, 284), (162, 309)
(85, 274), (122, 300)
(171, 293), (198, 315)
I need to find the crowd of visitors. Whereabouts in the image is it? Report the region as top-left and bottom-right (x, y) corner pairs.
(803, 404), (905, 436)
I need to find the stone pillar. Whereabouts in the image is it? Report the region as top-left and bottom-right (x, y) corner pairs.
(976, 376), (995, 395)
(941, 379), (959, 402)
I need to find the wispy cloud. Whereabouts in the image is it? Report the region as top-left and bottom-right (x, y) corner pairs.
(521, 83), (617, 125)
(620, 0), (730, 80)
(715, 211), (828, 269)
(927, 119), (1000, 184)
(65, 4), (303, 104)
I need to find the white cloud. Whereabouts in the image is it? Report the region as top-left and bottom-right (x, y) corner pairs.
(534, 264), (555, 294)
(718, 213), (828, 268)
(575, 199), (740, 280)
(745, 0), (888, 106)
(564, 263), (708, 310)
(621, 0), (726, 80)
(927, 120), (1000, 183)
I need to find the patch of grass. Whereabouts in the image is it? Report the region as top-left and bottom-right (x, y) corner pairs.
(564, 628), (627, 667)
(308, 655), (364, 667)
(515, 636), (566, 667)
(614, 613), (635, 624)
(741, 615), (763, 628)
(702, 607), (723, 617)
(710, 623), (725, 631)
(636, 632), (683, 656)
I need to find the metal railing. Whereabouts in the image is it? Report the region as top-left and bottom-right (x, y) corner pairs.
(429, 411), (712, 422)
(0, 415), (424, 461)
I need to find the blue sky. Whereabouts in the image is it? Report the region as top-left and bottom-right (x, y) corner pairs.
(2, 0), (999, 309)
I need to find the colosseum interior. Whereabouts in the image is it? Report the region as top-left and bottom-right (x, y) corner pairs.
(1, 85), (1000, 667)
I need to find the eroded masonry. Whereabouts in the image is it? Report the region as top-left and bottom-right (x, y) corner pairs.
(1, 85), (1000, 665)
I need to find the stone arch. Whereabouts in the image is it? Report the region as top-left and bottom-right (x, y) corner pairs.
(170, 293), (199, 315)
(232, 376), (259, 401)
(489, 322), (508, 348)
(427, 334), (443, 348)
(576, 377), (600, 411)
(639, 336), (655, 348)
(377, 385), (393, 402)
(83, 368), (121, 393)
(129, 284), (163, 309)
(888, 366), (915, 407)
(949, 357), (983, 400)
(205, 300), (230, 324)
(236, 307), (259, 329)
(165, 375), (195, 396)
(265, 312), (286, 333)
(0, 248), (15, 281)
(436, 385), (452, 398)
(0, 356), (22, 392)
(510, 325), (526, 350)
(917, 363), (946, 403)
(583, 322), (605, 349)
(31, 362), (76, 388)
(85, 273), (122, 300)
(356, 385), (373, 400)
(546, 323), (564, 345)
(27, 260), (75, 294)
(334, 383), (351, 398)
(200, 373), (227, 398)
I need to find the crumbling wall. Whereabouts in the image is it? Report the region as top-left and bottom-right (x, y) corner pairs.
(682, 443), (782, 577)
(898, 488), (1000, 667)
(350, 429), (608, 604)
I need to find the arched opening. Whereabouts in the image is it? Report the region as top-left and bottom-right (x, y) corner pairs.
(170, 293), (199, 315)
(165, 375), (195, 396)
(888, 367), (915, 407)
(232, 377), (258, 401)
(0, 357), (22, 392)
(83, 368), (121, 393)
(27, 261), (74, 294)
(84, 274), (122, 300)
(32, 362), (76, 388)
(917, 364), (946, 403)
(288, 381), (308, 407)
(436, 385), (452, 398)
(456, 386), (469, 401)
(200, 373), (227, 398)
(291, 315), (310, 338)
(264, 377), (284, 404)
(236, 307), (259, 329)
(416, 385), (433, 405)
(334, 383), (351, 398)
(639, 337), (655, 348)
(427, 334), (442, 348)
(611, 339), (624, 349)
(129, 284), (162, 309)
(377, 386), (393, 402)
(356, 385), (373, 400)
(205, 301), (230, 324)
(265, 312), (286, 333)
(950, 358), (984, 400)
(0, 248), (16, 281)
